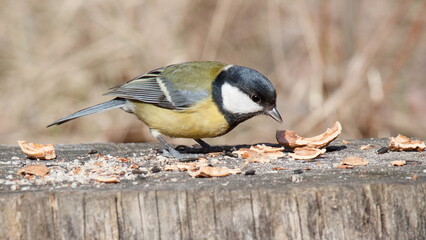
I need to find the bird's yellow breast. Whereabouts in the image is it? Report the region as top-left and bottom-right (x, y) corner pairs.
(131, 99), (230, 138)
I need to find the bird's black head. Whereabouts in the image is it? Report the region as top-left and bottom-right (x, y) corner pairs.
(213, 65), (282, 129)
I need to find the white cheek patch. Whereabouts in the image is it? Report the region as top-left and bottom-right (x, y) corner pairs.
(221, 82), (263, 114)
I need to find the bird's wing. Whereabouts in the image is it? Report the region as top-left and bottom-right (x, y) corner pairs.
(104, 65), (211, 110)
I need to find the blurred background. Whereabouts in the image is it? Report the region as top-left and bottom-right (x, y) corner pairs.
(1, 0), (426, 146)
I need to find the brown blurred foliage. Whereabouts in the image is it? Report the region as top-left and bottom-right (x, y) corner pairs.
(1, 0), (426, 145)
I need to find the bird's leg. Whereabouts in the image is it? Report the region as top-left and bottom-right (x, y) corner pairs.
(194, 139), (225, 153)
(154, 134), (201, 162)
(194, 139), (211, 149)
(174, 139), (212, 153)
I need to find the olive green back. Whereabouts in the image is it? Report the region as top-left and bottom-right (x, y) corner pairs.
(160, 61), (227, 92)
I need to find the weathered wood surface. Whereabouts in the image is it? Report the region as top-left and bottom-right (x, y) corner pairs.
(1, 183), (425, 240)
(0, 139), (425, 240)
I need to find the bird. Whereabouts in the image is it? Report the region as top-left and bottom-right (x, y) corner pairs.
(47, 61), (282, 160)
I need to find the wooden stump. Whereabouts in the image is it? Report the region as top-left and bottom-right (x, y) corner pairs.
(0, 139), (425, 239)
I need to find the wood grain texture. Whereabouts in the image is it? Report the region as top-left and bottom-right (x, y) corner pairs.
(1, 139), (425, 239)
(0, 183), (425, 240)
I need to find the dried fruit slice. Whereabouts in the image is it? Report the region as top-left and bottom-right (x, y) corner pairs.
(340, 156), (368, 166)
(18, 141), (56, 160)
(276, 121), (342, 149)
(188, 166), (241, 178)
(389, 134), (425, 152)
(17, 164), (49, 177)
(288, 147), (326, 160)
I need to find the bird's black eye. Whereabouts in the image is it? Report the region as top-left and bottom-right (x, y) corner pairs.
(251, 95), (260, 102)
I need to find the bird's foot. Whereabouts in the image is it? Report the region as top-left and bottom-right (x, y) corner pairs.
(175, 139), (226, 154)
(175, 144), (225, 154)
(161, 148), (203, 162)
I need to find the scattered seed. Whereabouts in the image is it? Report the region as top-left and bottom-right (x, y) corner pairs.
(272, 167), (288, 170)
(95, 176), (120, 183)
(132, 169), (147, 175)
(391, 160), (406, 166)
(224, 152), (237, 158)
(377, 147), (389, 154)
(207, 152), (223, 157)
(117, 157), (130, 162)
(136, 175), (147, 181)
(326, 145), (347, 152)
(291, 175), (303, 183)
(151, 166), (162, 173)
(337, 165), (354, 169)
(360, 144), (375, 150)
(88, 150), (98, 154)
(341, 156), (368, 166)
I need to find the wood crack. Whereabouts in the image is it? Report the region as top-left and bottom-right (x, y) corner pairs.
(212, 188), (218, 240)
(154, 190), (162, 240)
(249, 189), (258, 239)
(294, 193), (304, 240)
(82, 192), (87, 240)
(115, 192), (123, 240)
(137, 192), (145, 238)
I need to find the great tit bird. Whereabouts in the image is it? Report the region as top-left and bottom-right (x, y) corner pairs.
(47, 61), (282, 160)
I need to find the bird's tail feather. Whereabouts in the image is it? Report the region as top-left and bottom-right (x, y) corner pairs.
(47, 98), (126, 127)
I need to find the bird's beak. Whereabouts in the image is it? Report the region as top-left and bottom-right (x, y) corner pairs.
(266, 107), (283, 123)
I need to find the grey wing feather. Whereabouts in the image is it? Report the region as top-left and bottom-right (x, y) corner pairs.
(104, 68), (206, 110)
(47, 98), (126, 127)
(106, 78), (164, 104)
